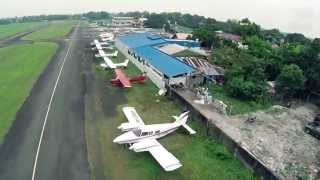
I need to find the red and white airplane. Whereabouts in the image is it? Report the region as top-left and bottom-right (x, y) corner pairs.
(110, 69), (145, 88)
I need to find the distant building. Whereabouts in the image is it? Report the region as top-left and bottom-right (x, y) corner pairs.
(115, 32), (200, 89)
(216, 31), (241, 43)
(215, 31), (248, 49)
(111, 16), (146, 28)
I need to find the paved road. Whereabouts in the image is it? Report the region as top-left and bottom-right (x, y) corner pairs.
(0, 22), (91, 180)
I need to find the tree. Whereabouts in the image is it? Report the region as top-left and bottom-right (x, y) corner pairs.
(83, 11), (110, 20)
(144, 13), (167, 28)
(300, 38), (320, 95)
(245, 35), (273, 58)
(192, 27), (215, 48)
(239, 21), (262, 37)
(262, 28), (285, 44)
(276, 64), (305, 98)
(285, 33), (310, 44)
(224, 56), (269, 101)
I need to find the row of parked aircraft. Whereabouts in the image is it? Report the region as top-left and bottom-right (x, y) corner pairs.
(91, 32), (196, 172)
(91, 36), (145, 88)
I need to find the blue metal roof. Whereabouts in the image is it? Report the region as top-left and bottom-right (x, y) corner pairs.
(165, 39), (200, 48)
(118, 32), (166, 49)
(134, 46), (194, 77)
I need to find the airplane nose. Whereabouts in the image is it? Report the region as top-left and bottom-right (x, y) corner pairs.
(113, 137), (120, 143)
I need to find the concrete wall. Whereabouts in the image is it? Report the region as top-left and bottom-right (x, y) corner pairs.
(167, 87), (281, 180)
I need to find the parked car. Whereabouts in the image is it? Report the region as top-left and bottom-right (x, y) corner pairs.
(305, 114), (320, 140)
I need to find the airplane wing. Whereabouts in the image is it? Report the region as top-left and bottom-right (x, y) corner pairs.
(96, 43), (102, 50)
(122, 107), (144, 125)
(103, 57), (116, 69)
(130, 139), (182, 171)
(98, 50), (106, 57)
(115, 69), (131, 87)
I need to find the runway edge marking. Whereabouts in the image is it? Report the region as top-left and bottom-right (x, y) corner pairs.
(31, 22), (81, 180)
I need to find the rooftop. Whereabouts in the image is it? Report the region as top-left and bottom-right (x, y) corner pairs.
(118, 32), (166, 49)
(134, 46), (194, 77)
(216, 32), (242, 42)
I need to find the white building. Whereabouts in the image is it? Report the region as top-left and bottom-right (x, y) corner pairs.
(111, 16), (146, 28)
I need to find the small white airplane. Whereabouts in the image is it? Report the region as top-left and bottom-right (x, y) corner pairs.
(90, 39), (111, 46)
(94, 50), (128, 69)
(95, 50), (118, 58)
(113, 107), (196, 172)
(91, 41), (114, 51)
(100, 57), (129, 69)
(100, 36), (114, 42)
(99, 32), (113, 38)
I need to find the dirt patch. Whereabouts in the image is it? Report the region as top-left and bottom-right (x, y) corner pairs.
(229, 103), (320, 179)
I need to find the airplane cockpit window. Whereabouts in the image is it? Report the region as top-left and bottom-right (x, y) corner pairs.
(133, 129), (141, 136)
(155, 130), (160, 134)
(141, 132), (149, 136)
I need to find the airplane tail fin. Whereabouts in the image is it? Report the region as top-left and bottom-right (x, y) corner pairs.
(113, 51), (119, 57)
(173, 111), (196, 135)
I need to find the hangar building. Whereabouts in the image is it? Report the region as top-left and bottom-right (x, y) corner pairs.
(115, 32), (200, 89)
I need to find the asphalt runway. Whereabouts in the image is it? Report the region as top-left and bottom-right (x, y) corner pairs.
(0, 22), (92, 179)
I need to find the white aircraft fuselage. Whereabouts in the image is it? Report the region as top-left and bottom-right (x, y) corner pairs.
(113, 123), (180, 144)
(113, 108), (196, 172)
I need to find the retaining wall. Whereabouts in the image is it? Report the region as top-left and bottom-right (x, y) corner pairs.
(167, 87), (281, 180)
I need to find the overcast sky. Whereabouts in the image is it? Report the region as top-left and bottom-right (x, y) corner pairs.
(1, 0), (319, 38)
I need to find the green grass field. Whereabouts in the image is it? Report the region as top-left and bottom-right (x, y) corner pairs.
(0, 22), (40, 39)
(23, 21), (76, 41)
(0, 42), (58, 141)
(89, 50), (256, 180)
(208, 84), (272, 115)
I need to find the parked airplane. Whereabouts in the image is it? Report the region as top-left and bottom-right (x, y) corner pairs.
(100, 36), (114, 42)
(95, 50), (118, 58)
(100, 57), (129, 69)
(110, 69), (145, 88)
(99, 32), (113, 38)
(94, 49), (128, 69)
(113, 107), (196, 171)
(92, 41), (114, 51)
(90, 39), (111, 46)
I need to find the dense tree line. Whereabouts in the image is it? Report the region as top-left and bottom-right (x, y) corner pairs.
(82, 11), (111, 21)
(207, 19), (320, 102)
